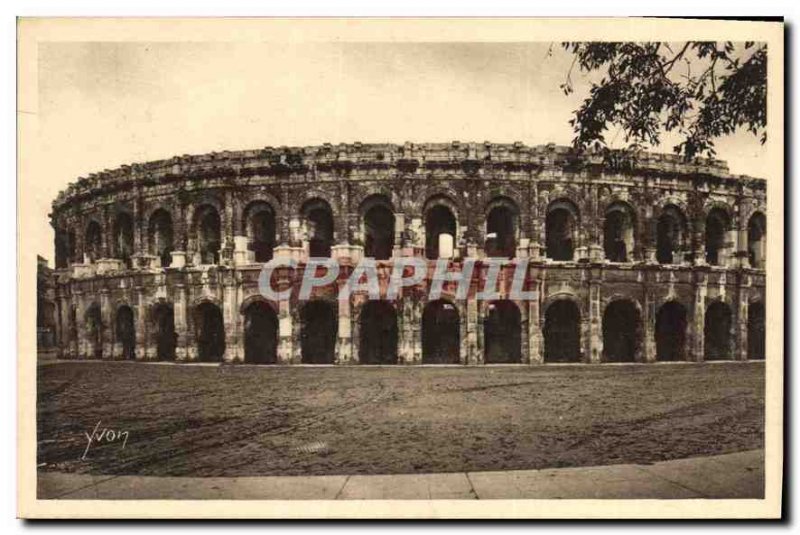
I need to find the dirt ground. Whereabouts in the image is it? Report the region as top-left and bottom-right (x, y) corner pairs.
(37, 361), (764, 477)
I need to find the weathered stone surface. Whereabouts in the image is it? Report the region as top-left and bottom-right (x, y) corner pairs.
(46, 142), (766, 365)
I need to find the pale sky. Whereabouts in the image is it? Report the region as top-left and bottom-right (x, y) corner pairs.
(31, 41), (768, 262)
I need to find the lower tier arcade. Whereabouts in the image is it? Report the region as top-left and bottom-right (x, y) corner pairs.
(52, 260), (766, 365)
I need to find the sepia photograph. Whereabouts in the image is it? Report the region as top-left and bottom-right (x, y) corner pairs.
(17, 17), (784, 519)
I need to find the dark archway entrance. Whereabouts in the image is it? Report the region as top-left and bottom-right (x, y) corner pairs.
(484, 301), (522, 363)
(425, 205), (457, 260)
(85, 221), (103, 263)
(603, 203), (635, 262)
(545, 203), (578, 261)
(422, 300), (460, 364)
(304, 200), (334, 258)
(69, 305), (78, 354)
(194, 302), (225, 362)
(244, 301), (278, 364)
(148, 209), (174, 267)
(195, 206), (221, 265)
(748, 301), (765, 360)
(116, 305), (136, 360)
(748, 212), (766, 269)
(86, 303), (103, 359)
(245, 202), (276, 263)
(656, 206), (686, 265)
(55, 227), (75, 269)
(485, 206), (516, 259)
(152, 303), (176, 361)
(301, 301), (337, 364)
(655, 301), (687, 361)
(705, 208), (730, 266)
(359, 301), (398, 364)
(364, 204), (395, 260)
(705, 301), (733, 360)
(113, 213), (135, 268)
(602, 300), (639, 362)
(544, 300), (581, 362)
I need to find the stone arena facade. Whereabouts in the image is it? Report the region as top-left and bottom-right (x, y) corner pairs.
(48, 142), (767, 365)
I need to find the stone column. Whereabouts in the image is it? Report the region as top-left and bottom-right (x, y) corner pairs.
(393, 213), (405, 258)
(173, 202), (188, 268)
(73, 291), (87, 359)
(336, 295), (353, 364)
(221, 190), (235, 266)
(736, 276), (749, 361)
(397, 296), (414, 364)
(64, 291), (79, 359)
(692, 215), (706, 266)
(527, 279), (543, 364)
(133, 195), (143, 256)
(642, 271), (656, 362)
(466, 297), (479, 365)
(691, 271), (708, 361)
(737, 222), (749, 269)
(279, 186), (291, 246)
(409, 217), (424, 258)
(222, 275), (242, 363)
(277, 298), (294, 364)
(135, 287), (148, 360)
(100, 289), (113, 359)
(291, 305), (303, 364)
(407, 298), (423, 364)
(174, 284), (190, 361)
(587, 268), (602, 363)
(642, 206), (657, 263)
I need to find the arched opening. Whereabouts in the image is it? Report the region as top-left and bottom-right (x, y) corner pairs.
(655, 301), (687, 361)
(37, 300), (56, 348)
(748, 212), (766, 269)
(425, 203), (457, 260)
(603, 203), (635, 262)
(748, 301), (765, 360)
(244, 202), (276, 263)
(656, 205), (687, 265)
(85, 220), (103, 263)
(602, 300), (640, 362)
(484, 301), (522, 363)
(195, 205), (221, 265)
(244, 301), (278, 364)
(422, 300), (460, 364)
(113, 212), (135, 268)
(359, 301), (398, 364)
(300, 301), (337, 364)
(69, 305), (78, 352)
(364, 204), (395, 260)
(152, 303), (176, 361)
(546, 201), (578, 261)
(705, 301), (733, 360)
(85, 303), (103, 359)
(55, 227), (74, 269)
(115, 305), (136, 360)
(194, 302), (225, 362)
(303, 200), (334, 258)
(148, 209), (173, 267)
(485, 204), (517, 259)
(544, 300), (581, 363)
(705, 208), (730, 266)
(68, 230), (76, 264)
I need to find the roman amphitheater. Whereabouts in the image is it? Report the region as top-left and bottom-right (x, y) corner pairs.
(45, 142), (767, 365)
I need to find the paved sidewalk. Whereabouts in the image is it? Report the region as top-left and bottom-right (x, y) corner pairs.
(38, 449), (763, 500)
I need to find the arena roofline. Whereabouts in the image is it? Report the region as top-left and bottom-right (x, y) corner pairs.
(51, 141), (765, 210)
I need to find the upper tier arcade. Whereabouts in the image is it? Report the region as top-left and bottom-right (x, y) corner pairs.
(50, 142), (767, 276)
